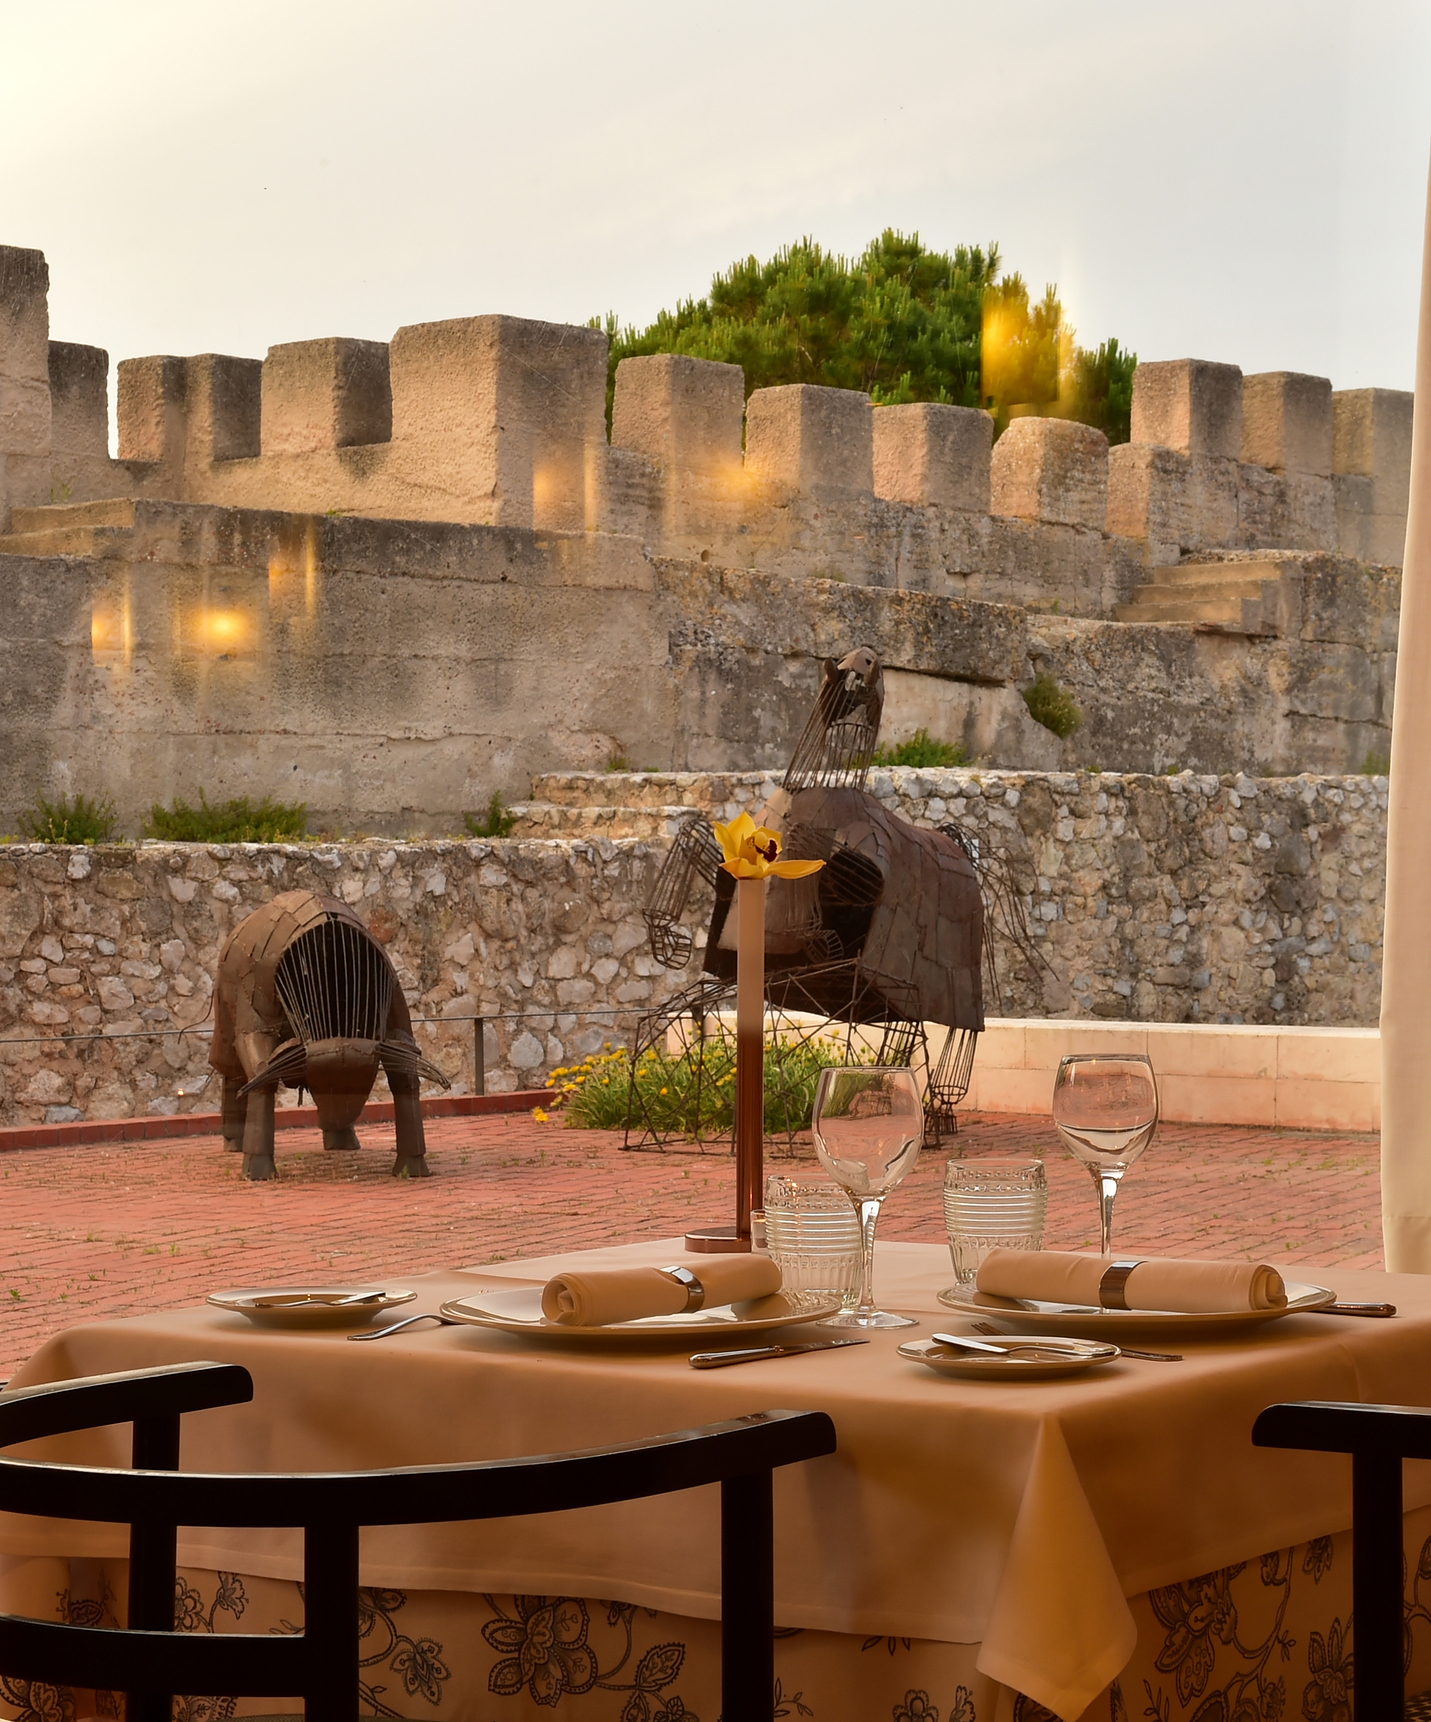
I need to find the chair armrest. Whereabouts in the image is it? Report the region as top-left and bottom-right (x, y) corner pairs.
(1254, 1400), (1431, 1461)
(0, 1363), (252, 1448)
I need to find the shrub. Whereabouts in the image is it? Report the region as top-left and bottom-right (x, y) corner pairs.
(145, 793), (307, 843)
(21, 792), (118, 844)
(553, 1033), (871, 1136)
(1022, 672), (1082, 739)
(464, 793), (516, 839)
(873, 728), (968, 769)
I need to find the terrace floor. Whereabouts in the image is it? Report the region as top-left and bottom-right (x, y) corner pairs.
(0, 1109), (1383, 1378)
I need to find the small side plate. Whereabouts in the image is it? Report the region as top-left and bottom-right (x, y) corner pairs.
(438, 1286), (840, 1344)
(207, 1287), (417, 1330)
(899, 1336), (1121, 1380)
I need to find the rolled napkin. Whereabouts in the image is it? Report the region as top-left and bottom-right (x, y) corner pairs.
(540, 1255), (783, 1327)
(976, 1248), (1287, 1314)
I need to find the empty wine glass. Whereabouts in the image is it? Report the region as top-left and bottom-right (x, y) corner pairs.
(811, 1065), (923, 1329)
(1051, 1053), (1158, 1256)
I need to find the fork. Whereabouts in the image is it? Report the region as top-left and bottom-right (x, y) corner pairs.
(972, 1320), (1182, 1363)
(347, 1313), (460, 1342)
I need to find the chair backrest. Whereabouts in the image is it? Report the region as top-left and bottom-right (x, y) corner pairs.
(1254, 1399), (1431, 1722)
(0, 1363), (835, 1722)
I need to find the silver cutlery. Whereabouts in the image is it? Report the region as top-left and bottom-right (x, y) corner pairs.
(250, 1290), (386, 1309)
(689, 1338), (870, 1369)
(1307, 1301), (1396, 1318)
(347, 1313), (460, 1341)
(972, 1320), (1182, 1362)
(933, 1331), (1085, 1361)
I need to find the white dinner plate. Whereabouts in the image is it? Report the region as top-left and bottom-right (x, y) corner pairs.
(438, 1286), (841, 1344)
(899, 1336), (1121, 1381)
(207, 1287), (417, 1330)
(935, 1279), (1338, 1338)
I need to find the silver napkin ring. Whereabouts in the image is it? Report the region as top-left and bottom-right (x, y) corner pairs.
(660, 1266), (705, 1313)
(1098, 1259), (1145, 1310)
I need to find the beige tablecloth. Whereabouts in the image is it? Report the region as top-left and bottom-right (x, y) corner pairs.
(2, 1240), (1429, 1721)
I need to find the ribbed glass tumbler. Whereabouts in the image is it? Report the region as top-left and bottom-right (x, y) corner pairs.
(763, 1174), (864, 1309)
(943, 1158), (1048, 1289)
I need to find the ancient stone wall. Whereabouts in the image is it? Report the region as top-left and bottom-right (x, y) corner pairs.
(0, 770), (1387, 1127)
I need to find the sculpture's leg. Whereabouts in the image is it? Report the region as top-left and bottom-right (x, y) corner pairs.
(220, 1077), (247, 1153)
(241, 1086), (277, 1180)
(390, 1076), (431, 1178)
(322, 1127), (361, 1152)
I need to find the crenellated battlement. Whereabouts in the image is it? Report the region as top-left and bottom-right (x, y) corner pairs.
(0, 244), (1412, 619)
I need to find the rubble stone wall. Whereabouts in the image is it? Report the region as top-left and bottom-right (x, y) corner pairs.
(0, 768), (1387, 1127)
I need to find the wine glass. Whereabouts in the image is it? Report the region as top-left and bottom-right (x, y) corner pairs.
(1051, 1053), (1158, 1256)
(811, 1066), (923, 1329)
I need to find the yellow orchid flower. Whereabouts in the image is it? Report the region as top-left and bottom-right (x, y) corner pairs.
(712, 812), (825, 881)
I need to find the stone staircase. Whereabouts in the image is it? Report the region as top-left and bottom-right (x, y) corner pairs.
(0, 499), (137, 559)
(1113, 558), (1300, 636)
(509, 772), (782, 841)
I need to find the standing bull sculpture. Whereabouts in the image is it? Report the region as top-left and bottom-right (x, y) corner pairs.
(210, 890), (449, 1180)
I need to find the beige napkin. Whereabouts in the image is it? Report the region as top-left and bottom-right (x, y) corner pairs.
(540, 1256), (783, 1326)
(976, 1248), (1287, 1313)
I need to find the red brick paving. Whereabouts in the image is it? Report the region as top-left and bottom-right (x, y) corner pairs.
(0, 1110), (1382, 1377)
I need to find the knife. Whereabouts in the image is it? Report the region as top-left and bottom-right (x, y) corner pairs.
(1308, 1301), (1397, 1318)
(689, 1338), (870, 1369)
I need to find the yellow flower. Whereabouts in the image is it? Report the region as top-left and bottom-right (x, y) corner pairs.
(712, 812), (825, 881)
(532, 1107), (549, 1122)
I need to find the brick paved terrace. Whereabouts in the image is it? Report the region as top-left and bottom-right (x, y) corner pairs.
(0, 1109), (1382, 1378)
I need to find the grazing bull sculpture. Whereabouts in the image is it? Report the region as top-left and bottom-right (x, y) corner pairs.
(210, 890), (449, 1180)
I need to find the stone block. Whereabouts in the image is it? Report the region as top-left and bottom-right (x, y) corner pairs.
(990, 416), (1108, 530)
(117, 355), (186, 464)
(0, 247), (50, 385)
(183, 354), (262, 463)
(744, 384), (873, 498)
(1130, 359), (1243, 458)
(1107, 443), (1238, 556)
(262, 337), (392, 455)
(611, 354), (743, 476)
(1332, 389), (1413, 564)
(872, 402), (992, 512)
(48, 342), (109, 457)
(390, 314), (607, 529)
(1241, 372), (1333, 476)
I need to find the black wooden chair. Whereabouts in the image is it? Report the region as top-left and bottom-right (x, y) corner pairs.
(1254, 1399), (1431, 1722)
(0, 1361), (836, 1722)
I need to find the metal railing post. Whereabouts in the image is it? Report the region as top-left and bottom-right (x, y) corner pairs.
(473, 1016), (486, 1096)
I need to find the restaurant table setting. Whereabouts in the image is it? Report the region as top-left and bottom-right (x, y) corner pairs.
(2, 1053), (1430, 1722)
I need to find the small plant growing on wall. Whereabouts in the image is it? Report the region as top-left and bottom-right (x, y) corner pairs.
(20, 792), (118, 844)
(145, 794), (307, 843)
(873, 729), (968, 768)
(1361, 750), (1391, 776)
(1022, 672), (1082, 739)
(464, 793), (516, 839)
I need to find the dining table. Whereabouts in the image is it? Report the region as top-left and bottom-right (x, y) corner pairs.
(1, 1237), (1430, 1722)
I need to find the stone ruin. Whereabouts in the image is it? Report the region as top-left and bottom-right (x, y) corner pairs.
(0, 242), (1413, 839)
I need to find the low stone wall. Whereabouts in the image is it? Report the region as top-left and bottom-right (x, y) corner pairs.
(525, 768), (1388, 1028)
(0, 837), (686, 1128)
(0, 768), (1388, 1127)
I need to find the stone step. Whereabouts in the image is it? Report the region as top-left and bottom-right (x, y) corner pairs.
(1113, 591), (1274, 633)
(530, 771), (781, 813)
(508, 802), (702, 840)
(9, 499), (137, 533)
(0, 525), (134, 559)
(1145, 559), (1288, 588)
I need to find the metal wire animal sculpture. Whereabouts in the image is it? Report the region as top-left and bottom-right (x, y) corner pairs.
(210, 891), (449, 1180)
(635, 646), (991, 1147)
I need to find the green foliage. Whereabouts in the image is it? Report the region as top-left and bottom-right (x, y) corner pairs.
(1361, 750), (1391, 776)
(21, 792), (118, 845)
(1022, 672), (1083, 740)
(873, 728), (968, 768)
(598, 229), (1135, 443)
(145, 793), (307, 843)
(464, 793), (517, 839)
(554, 1034), (869, 1135)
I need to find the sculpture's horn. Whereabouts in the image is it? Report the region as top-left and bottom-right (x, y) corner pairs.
(379, 1038), (452, 1090)
(238, 1041), (308, 1097)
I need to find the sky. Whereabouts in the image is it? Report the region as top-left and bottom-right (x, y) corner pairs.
(1, 0), (1429, 426)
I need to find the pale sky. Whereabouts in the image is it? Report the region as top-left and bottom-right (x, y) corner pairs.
(2, 0), (1428, 421)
